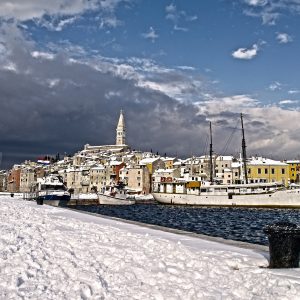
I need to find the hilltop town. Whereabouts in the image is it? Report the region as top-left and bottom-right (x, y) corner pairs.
(1, 111), (299, 195)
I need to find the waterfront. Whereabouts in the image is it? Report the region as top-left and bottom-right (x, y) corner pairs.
(74, 204), (300, 245)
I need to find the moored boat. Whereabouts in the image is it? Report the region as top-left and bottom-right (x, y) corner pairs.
(98, 186), (135, 205)
(152, 182), (300, 207)
(36, 174), (70, 206)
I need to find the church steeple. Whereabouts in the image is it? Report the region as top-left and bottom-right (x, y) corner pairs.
(116, 109), (126, 145)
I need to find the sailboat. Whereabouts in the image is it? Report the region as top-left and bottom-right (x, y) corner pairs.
(152, 114), (300, 207)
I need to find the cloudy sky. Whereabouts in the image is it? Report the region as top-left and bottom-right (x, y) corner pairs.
(1, 0), (300, 168)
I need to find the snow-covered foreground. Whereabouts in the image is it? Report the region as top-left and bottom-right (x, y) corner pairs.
(0, 197), (300, 299)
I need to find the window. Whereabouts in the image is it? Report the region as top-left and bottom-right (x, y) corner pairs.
(271, 168), (275, 174)
(258, 168), (261, 174)
(265, 168), (268, 174)
(282, 168), (285, 174)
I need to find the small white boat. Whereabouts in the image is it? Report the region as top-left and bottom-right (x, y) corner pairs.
(98, 186), (135, 205)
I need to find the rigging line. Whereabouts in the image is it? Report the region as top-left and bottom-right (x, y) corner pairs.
(220, 120), (240, 155)
(202, 133), (209, 156)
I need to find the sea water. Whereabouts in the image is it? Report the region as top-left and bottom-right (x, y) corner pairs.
(74, 204), (300, 245)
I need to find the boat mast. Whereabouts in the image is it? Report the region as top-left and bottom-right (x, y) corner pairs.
(209, 121), (213, 184)
(241, 113), (248, 184)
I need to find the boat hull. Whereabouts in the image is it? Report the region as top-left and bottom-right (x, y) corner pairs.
(98, 194), (135, 205)
(37, 193), (71, 207)
(152, 189), (300, 208)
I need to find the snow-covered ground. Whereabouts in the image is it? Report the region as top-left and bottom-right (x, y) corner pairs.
(0, 196), (300, 299)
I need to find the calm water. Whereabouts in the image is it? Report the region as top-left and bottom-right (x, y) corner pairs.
(73, 204), (300, 245)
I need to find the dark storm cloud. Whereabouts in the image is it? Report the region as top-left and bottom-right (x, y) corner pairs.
(1, 24), (300, 169)
(0, 25), (211, 168)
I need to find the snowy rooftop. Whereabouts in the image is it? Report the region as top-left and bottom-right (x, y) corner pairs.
(0, 196), (300, 299)
(286, 160), (300, 164)
(216, 155), (233, 161)
(232, 162), (241, 168)
(91, 165), (105, 170)
(139, 157), (159, 164)
(109, 161), (123, 166)
(154, 168), (176, 173)
(161, 157), (176, 161)
(248, 157), (288, 166)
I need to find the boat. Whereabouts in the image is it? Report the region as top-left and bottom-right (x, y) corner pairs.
(152, 114), (300, 207)
(152, 181), (300, 207)
(36, 174), (71, 206)
(98, 186), (135, 205)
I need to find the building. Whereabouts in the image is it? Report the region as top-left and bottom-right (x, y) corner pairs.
(20, 166), (36, 193)
(116, 109), (126, 146)
(247, 157), (289, 186)
(7, 165), (21, 192)
(285, 160), (300, 184)
(127, 167), (151, 194)
(0, 170), (7, 192)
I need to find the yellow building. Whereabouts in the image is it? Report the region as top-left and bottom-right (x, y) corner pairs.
(286, 160), (300, 184)
(139, 157), (164, 175)
(247, 157), (289, 186)
(161, 157), (177, 169)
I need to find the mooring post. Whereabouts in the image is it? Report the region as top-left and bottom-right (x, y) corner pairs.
(264, 222), (300, 268)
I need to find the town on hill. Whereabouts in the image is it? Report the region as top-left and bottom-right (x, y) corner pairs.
(0, 110), (299, 194)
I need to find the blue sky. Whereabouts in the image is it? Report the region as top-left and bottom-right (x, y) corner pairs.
(0, 0), (300, 167)
(21, 0), (300, 102)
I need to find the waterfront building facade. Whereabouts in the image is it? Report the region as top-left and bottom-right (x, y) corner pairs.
(286, 160), (300, 183)
(247, 157), (289, 186)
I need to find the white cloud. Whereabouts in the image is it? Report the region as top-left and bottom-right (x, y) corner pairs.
(232, 44), (259, 60)
(197, 94), (300, 158)
(245, 0), (268, 6)
(177, 65), (195, 71)
(268, 81), (281, 91)
(279, 99), (298, 105)
(276, 32), (293, 44)
(288, 90), (300, 94)
(31, 51), (55, 60)
(243, 0), (300, 25)
(165, 3), (178, 22)
(165, 3), (197, 31)
(142, 27), (158, 42)
(47, 78), (60, 88)
(174, 25), (188, 32)
(0, 0), (128, 21)
(38, 16), (78, 31)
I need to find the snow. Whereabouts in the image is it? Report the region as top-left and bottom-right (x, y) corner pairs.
(1, 196), (300, 299)
(248, 157), (288, 166)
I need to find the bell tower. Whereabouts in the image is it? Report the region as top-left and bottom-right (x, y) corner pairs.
(116, 110), (126, 145)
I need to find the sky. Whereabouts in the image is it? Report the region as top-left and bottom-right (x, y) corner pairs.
(1, 0), (300, 168)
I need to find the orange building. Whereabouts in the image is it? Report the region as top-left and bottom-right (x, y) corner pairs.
(7, 166), (21, 192)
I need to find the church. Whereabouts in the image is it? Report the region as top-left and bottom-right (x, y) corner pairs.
(83, 110), (129, 153)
